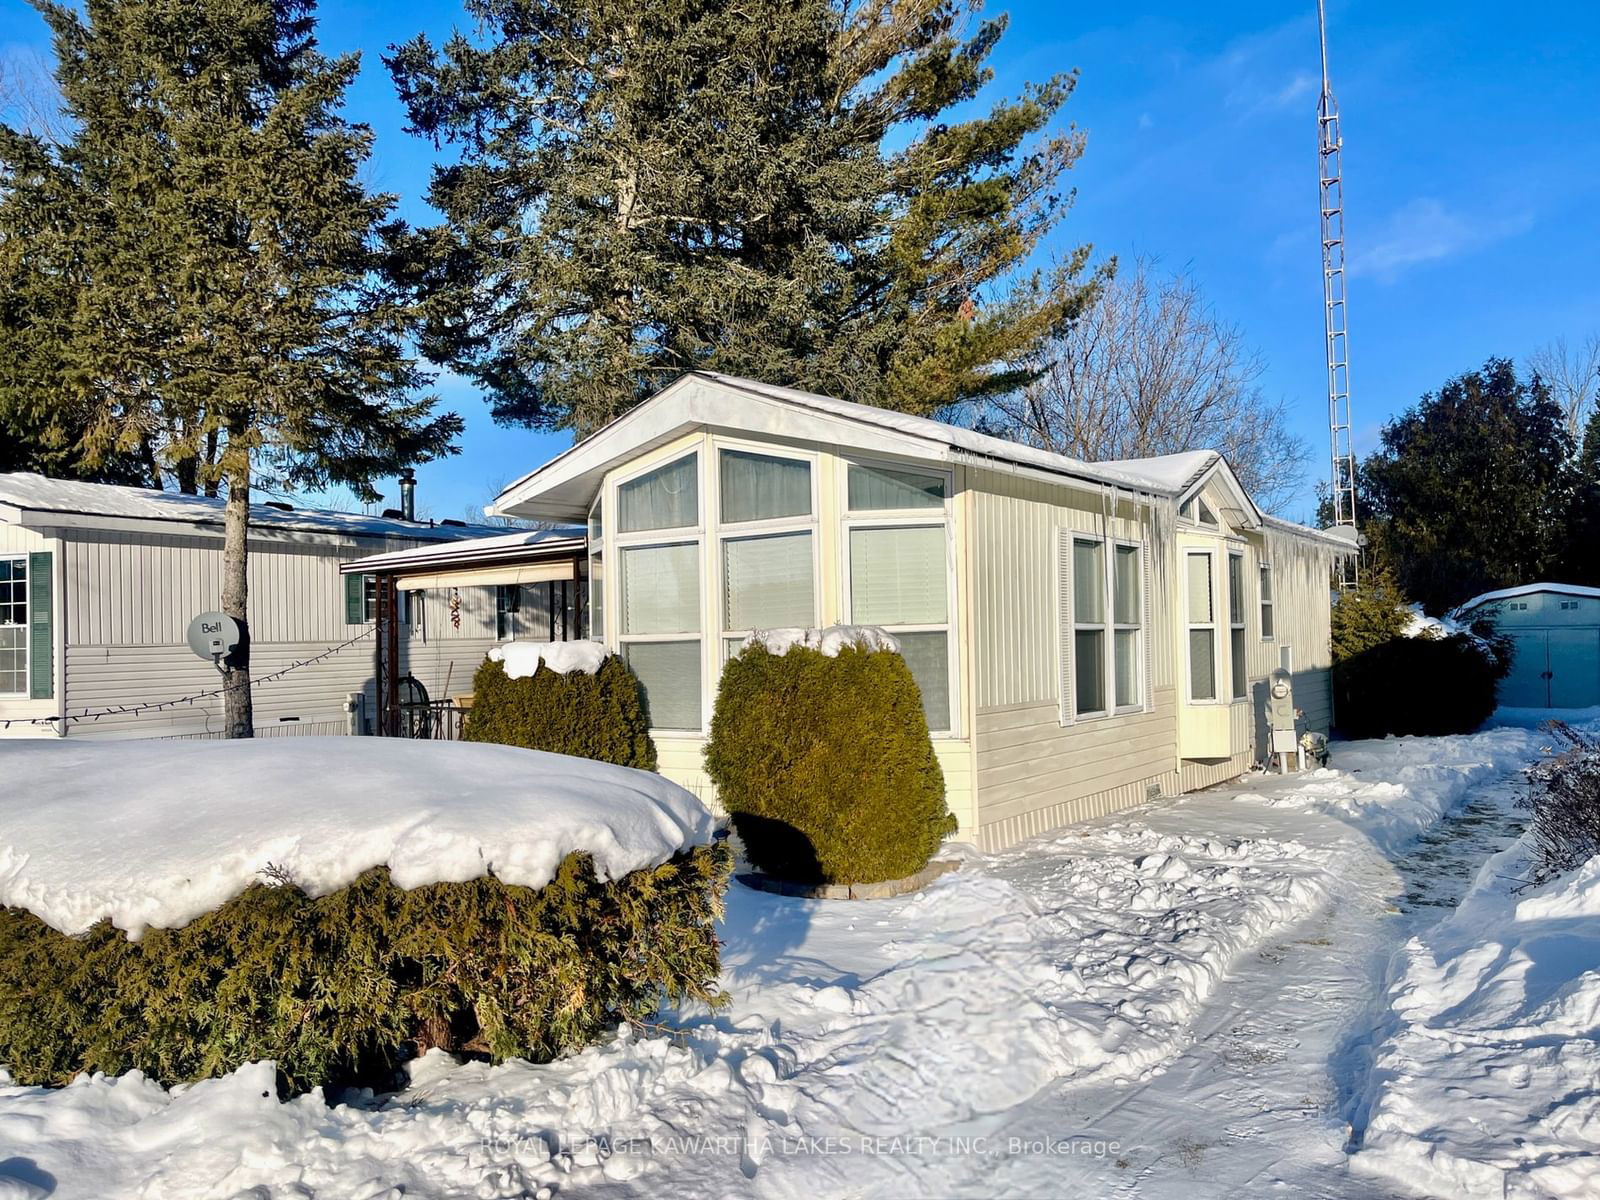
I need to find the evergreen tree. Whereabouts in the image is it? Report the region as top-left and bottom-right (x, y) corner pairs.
(0, 0), (461, 735)
(1360, 358), (1573, 614)
(388, 0), (1093, 436)
(1563, 407), (1600, 586)
(1330, 562), (1410, 663)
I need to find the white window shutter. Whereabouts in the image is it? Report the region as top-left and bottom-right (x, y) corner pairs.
(1057, 528), (1075, 726)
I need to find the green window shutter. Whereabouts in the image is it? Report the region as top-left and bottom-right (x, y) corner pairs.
(28, 551), (52, 700)
(345, 572), (367, 624)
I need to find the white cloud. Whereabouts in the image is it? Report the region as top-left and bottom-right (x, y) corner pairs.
(1350, 198), (1534, 282)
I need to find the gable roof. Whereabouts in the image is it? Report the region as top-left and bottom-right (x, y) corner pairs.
(493, 372), (1220, 522)
(1453, 582), (1600, 615)
(0, 472), (502, 543)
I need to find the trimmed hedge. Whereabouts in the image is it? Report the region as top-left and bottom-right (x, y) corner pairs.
(704, 641), (955, 885)
(0, 845), (731, 1094)
(464, 653), (656, 770)
(1332, 631), (1510, 739)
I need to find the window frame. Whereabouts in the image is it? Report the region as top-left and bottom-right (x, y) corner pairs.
(1259, 560), (1276, 641)
(0, 555), (28, 698)
(1112, 538), (1147, 714)
(839, 455), (958, 737)
(587, 493), (605, 641)
(1185, 549), (1220, 704)
(712, 439), (821, 666)
(1069, 536), (1110, 720)
(612, 448), (706, 733)
(1228, 550), (1248, 701)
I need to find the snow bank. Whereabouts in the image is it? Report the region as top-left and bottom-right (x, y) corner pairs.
(738, 624), (900, 657)
(488, 638), (611, 678)
(0, 737), (713, 938)
(1351, 837), (1600, 1199)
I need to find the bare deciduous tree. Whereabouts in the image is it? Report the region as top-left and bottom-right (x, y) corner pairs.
(983, 256), (1309, 513)
(1529, 333), (1600, 442)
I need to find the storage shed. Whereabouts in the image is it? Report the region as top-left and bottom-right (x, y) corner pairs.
(1453, 583), (1600, 709)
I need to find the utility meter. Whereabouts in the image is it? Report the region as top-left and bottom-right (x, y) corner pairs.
(1267, 667), (1303, 772)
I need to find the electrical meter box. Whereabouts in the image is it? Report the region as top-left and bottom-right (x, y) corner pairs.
(1267, 667), (1298, 755)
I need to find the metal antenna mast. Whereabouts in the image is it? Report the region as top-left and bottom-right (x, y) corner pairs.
(1318, 0), (1358, 583)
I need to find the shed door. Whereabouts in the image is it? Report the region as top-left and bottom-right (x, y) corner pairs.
(1501, 632), (1550, 707)
(1548, 629), (1600, 709)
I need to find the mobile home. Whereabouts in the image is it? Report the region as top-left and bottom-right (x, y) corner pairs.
(488, 372), (1351, 849)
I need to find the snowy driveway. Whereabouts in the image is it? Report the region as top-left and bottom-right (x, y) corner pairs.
(1, 724), (1591, 1199)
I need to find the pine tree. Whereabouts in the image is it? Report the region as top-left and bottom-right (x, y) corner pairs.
(0, 0), (462, 735)
(1360, 358), (1574, 614)
(388, 0), (1093, 436)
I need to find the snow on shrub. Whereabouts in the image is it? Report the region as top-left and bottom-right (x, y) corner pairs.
(0, 738), (729, 1093)
(704, 630), (956, 885)
(1520, 721), (1600, 884)
(466, 643), (656, 769)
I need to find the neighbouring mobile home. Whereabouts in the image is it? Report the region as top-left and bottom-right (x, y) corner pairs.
(0, 473), (580, 740)
(478, 372), (1353, 849)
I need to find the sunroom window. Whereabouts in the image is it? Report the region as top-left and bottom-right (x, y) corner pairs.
(1187, 551), (1217, 701)
(848, 522), (950, 731)
(847, 463), (946, 510)
(587, 495), (604, 640)
(718, 448), (816, 663)
(617, 452), (702, 731)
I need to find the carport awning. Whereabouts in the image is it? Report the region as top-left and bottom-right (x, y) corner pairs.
(395, 559), (580, 590)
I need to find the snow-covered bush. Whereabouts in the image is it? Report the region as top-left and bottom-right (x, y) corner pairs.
(465, 643), (656, 769)
(1520, 722), (1600, 884)
(0, 737), (727, 1094)
(0, 848), (731, 1094)
(704, 631), (955, 885)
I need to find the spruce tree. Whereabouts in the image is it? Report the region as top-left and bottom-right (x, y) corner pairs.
(1563, 408), (1600, 586)
(0, 0), (462, 735)
(389, 0), (1093, 436)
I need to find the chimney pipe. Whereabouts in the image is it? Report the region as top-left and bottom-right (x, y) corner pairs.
(399, 468), (416, 521)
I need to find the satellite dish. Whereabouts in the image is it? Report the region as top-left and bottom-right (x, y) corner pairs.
(187, 611), (241, 665)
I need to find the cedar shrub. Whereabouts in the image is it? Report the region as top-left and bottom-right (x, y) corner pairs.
(0, 845), (730, 1094)
(463, 654), (656, 770)
(704, 641), (955, 885)
(1332, 628), (1511, 739)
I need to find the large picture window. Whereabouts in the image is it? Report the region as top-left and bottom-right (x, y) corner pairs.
(1187, 551), (1217, 702)
(717, 448), (816, 664)
(845, 462), (952, 732)
(617, 452), (702, 731)
(1228, 552), (1247, 700)
(0, 557), (26, 696)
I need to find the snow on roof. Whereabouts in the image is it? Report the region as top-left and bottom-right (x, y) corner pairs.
(695, 372), (1176, 494)
(1453, 582), (1600, 614)
(1095, 449), (1219, 493)
(0, 736), (715, 938)
(347, 525), (587, 572)
(0, 472), (504, 542)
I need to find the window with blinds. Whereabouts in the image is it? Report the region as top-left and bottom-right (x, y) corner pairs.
(717, 448), (817, 679)
(1228, 552), (1247, 700)
(846, 519), (951, 732)
(723, 532), (814, 630)
(1114, 543), (1142, 709)
(621, 542), (699, 634)
(1187, 551), (1217, 701)
(1072, 538), (1106, 716)
(1259, 561), (1276, 639)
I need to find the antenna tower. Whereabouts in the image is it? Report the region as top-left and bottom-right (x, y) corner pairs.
(1318, 0), (1359, 584)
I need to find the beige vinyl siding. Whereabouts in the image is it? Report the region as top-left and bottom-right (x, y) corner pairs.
(969, 469), (1174, 708)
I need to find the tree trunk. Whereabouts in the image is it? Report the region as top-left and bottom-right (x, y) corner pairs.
(221, 445), (254, 738)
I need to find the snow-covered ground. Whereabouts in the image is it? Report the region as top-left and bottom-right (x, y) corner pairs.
(2, 721), (1596, 1199)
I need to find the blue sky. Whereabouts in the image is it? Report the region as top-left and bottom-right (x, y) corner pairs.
(4, 0), (1597, 523)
